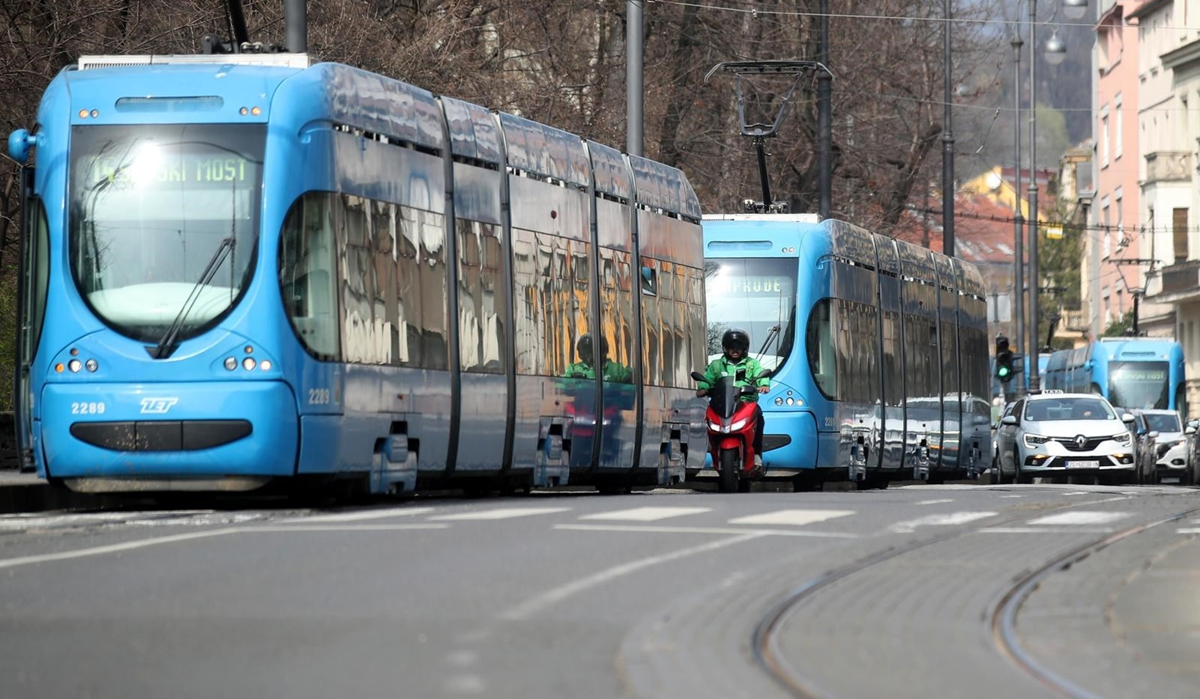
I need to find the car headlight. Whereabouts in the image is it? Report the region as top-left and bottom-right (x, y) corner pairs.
(1023, 434), (1051, 449)
(1114, 432), (1132, 445)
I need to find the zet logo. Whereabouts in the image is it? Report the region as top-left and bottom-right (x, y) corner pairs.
(140, 397), (179, 414)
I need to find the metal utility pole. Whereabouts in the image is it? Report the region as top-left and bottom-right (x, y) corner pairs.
(285, 0), (307, 53)
(626, 0), (644, 157)
(1027, 0), (1041, 392)
(1012, 34), (1024, 367)
(817, 0), (832, 218)
(942, 0), (955, 257)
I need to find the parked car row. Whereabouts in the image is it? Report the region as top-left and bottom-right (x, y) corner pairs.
(992, 391), (1198, 485)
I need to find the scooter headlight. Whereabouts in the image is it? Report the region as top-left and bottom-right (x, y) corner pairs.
(729, 418), (749, 432)
(708, 420), (723, 431)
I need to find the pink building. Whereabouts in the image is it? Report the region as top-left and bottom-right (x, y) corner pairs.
(1089, 1), (1154, 337)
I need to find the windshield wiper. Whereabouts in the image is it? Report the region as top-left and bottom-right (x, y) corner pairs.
(756, 324), (780, 359)
(149, 237), (235, 359)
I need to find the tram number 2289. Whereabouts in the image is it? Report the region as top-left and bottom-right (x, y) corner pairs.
(308, 388), (332, 405)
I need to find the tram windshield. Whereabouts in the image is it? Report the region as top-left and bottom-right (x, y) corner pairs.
(69, 124), (264, 344)
(1108, 361), (1170, 410)
(703, 257), (797, 371)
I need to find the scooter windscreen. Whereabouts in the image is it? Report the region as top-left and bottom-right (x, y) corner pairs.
(706, 376), (741, 419)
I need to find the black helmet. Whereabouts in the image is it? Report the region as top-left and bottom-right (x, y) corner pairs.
(577, 333), (608, 362)
(721, 328), (750, 353)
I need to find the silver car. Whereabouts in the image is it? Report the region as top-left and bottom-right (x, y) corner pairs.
(1140, 409), (1195, 484)
(995, 392), (1137, 484)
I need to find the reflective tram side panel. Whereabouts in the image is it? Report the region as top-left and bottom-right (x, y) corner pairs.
(933, 252), (961, 474)
(876, 237), (906, 472)
(895, 239), (941, 479)
(955, 259), (991, 476)
(499, 113), (595, 486)
(630, 156), (706, 484)
(441, 96), (508, 474)
(272, 64), (453, 491)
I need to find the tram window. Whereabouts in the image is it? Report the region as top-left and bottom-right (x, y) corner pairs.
(415, 209), (449, 370)
(396, 205), (424, 367)
(278, 193), (340, 361)
(641, 266), (657, 296)
(511, 228), (539, 375)
(807, 298), (837, 400)
(458, 219), (506, 374)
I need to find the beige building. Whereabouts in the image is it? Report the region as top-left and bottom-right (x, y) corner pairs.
(1135, 0), (1200, 415)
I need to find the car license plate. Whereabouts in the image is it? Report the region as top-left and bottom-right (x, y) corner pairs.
(1066, 460), (1099, 469)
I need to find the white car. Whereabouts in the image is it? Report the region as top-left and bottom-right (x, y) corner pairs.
(995, 392), (1138, 484)
(1140, 409), (1195, 484)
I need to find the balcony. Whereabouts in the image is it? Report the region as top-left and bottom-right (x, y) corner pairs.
(1152, 260), (1200, 302)
(1144, 151), (1191, 184)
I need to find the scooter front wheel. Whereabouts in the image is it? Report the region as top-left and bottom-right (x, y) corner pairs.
(718, 449), (739, 493)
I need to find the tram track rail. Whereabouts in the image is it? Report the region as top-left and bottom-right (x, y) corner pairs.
(749, 496), (1197, 699)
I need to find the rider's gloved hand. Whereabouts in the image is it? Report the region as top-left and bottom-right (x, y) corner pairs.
(696, 389), (707, 397)
(757, 386), (769, 394)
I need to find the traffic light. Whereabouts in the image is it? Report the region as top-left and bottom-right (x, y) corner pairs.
(995, 335), (1014, 383)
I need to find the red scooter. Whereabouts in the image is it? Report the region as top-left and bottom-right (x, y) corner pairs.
(691, 371), (762, 493)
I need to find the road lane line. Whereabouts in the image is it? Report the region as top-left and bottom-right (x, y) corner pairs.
(916, 499), (955, 506)
(499, 532), (766, 621)
(1176, 528), (1200, 534)
(555, 524), (858, 538)
(1026, 511), (1131, 526)
(251, 524), (450, 532)
(431, 507), (572, 521)
(981, 526), (1117, 534)
(0, 528), (241, 569)
(888, 511), (997, 533)
(580, 507), (711, 522)
(279, 507), (435, 523)
(727, 510), (855, 526)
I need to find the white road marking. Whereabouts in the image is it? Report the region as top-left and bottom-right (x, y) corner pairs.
(442, 675), (487, 695)
(1000, 495), (1024, 499)
(982, 527), (1116, 534)
(727, 510), (855, 527)
(580, 507), (710, 522)
(1176, 528), (1200, 535)
(555, 524), (858, 538)
(280, 507), (434, 523)
(889, 511), (997, 533)
(499, 532), (765, 621)
(430, 507), (572, 521)
(0, 528), (241, 569)
(1026, 511), (1131, 526)
(916, 499), (955, 506)
(0, 524), (452, 570)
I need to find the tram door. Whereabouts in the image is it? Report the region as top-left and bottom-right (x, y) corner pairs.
(14, 165), (42, 472)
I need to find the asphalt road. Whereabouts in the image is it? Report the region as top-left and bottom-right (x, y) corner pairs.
(1, 483), (1198, 698)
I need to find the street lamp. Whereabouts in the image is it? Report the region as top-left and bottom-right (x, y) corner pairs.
(1023, 0), (1083, 394)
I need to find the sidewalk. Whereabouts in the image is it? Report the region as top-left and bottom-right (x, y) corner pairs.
(0, 471), (117, 514)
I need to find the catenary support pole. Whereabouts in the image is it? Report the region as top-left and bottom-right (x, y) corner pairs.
(627, 0), (644, 157)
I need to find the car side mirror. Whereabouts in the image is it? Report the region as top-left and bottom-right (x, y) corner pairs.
(1189, 420), (1199, 430)
(1121, 414), (1136, 424)
(690, 371), (705, 382)
(1001, 416), (1017, 426)
(1187, 426), (1197, 436)
(1149, 431), (1160, 440)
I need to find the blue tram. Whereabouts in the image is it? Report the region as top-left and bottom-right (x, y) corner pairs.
(8, 53), (708, 494)
(700, 214), (992, 486)
(1043, 338), (1186, 413)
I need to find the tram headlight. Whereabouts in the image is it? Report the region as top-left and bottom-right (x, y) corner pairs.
(774, 397), (784, 406)
(242, 357), (256, 371)
(68, 359), (82, 373)
(85, 359), (98, 372)
(224, 357), (237, 371)
(260, 360), (272, 371)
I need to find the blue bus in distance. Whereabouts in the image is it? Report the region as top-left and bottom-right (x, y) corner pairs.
(1043, 338), (1186, 413)
(701, 214), (992, 489)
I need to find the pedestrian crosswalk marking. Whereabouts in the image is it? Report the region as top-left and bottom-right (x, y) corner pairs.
(1026, 511), (1131, 526)
(889, 511), (997, 533)
(727, 510), (855, 527)
(430, 507), (572, 521)
(580, 507), (711, 522)
(281, 507), (434, 524)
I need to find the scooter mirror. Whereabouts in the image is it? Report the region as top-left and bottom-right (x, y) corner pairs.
(690, 371), (705, 382)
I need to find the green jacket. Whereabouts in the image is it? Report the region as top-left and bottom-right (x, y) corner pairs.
(566, 360), (633, 383)
(698, 355), (769, 402)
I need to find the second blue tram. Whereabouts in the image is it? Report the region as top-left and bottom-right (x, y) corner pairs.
(1043, 338), (1186, 414)
(701, 214), (992, 487)
(9, 53), (709, 494)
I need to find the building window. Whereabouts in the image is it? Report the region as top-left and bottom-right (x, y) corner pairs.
(1174, 208), (1189, 263)
(1101, 114), (1110, 167)
(1103, 204), (1111, 258)
(1115, 94), (1123, 159)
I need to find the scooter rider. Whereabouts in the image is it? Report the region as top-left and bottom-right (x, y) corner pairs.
(566, 333), (632, 383)
(695, 328), (770, 468)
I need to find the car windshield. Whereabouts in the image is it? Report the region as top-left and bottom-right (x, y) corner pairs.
(1144, 413), (1181, 433)
(704, 257), (797, 371)
(1024, 397), (1116, 422)
(69, 123), (265, 343)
